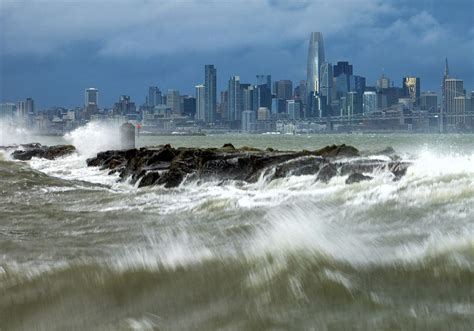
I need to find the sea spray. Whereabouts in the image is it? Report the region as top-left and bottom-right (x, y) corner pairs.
(1, 135), (473, 329)
(64, 121), (122, 158)
(0, 120), (35, 146)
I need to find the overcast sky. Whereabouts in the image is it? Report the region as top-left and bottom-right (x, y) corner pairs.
(1, 0), (473, 108)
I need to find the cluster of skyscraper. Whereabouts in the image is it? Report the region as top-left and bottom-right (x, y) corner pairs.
(1, 32), (473, 133)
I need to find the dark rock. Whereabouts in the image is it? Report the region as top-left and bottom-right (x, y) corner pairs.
(138, 171), (161, 187)
(340, 159), (385, 176)
(86, 144), (408, 189)
(273, 156), (322, 179)
(346, 173), (373, 184)
(389, 162), (409, 180)
(11, 144), (76, 161)
(315, 144), (359, 158)
(316, 163), (337, 183)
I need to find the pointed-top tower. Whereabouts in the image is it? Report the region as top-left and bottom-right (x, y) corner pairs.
(306, 32), (325, 97)
(444, 58), (449, 78)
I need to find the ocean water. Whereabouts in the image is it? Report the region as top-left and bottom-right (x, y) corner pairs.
(1, 124), (473, 330)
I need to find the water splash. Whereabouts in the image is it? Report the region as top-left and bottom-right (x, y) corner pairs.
(64, 121), (121, 158)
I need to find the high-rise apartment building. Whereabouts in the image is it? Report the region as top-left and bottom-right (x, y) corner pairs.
(25, 98), (35, 115)
(195, 84), (205, 121)
(85, 88), (99, 106)
(241, 110), (256, 132)
(363, 91), (377, 114)
(445, 78), (464, 126)
(204, 65), (217, 123)
(346, 92), (359, 117)
(166, 89), (181, 115)
(286, 100), (301, 120)
(218, 91), (228, 121)
(228, 76), (241, 122)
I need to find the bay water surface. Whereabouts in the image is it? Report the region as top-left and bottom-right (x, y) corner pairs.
(1, 125), (473, 330)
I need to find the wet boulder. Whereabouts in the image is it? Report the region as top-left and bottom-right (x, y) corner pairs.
(315, 144), (359, 158)
(316, 163), (337, 183)
(346, 173), (373, 184)
(85, 143), (409, 189)
(11, 144), (76, 161)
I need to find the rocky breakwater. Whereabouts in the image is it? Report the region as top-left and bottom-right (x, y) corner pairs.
(3, 143), (76, 161)
(86, 144), (410, 188)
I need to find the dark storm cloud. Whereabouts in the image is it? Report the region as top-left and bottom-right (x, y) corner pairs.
(0, 0), (472, 108)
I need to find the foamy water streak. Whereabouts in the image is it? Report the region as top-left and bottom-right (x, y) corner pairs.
(2, 141), (473, 329)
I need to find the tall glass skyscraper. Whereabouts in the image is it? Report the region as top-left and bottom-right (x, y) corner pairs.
(204, 65), (217, 123)
(85, 88), (98, 107)
(195, 84), (205, 121)
(228, 76), (241, 122)
(306, 32), (325, 98)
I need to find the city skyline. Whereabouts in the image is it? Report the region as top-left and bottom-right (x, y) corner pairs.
(1, 0), (473, 108)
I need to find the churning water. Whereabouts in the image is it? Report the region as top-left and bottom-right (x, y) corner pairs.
(1, 126), (473, 330)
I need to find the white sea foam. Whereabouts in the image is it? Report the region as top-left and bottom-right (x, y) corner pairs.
(0, 120), (36, 146)
(64, 121), (122, 158)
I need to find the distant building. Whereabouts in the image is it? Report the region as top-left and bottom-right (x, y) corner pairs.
(444, 78), (464, 126)
(256, 75), (271, 89)
(306, 32), (325, 98)
(420, 92), (438, 113)
(377, 74), (390, 90)
(363, 91), (377, 114)
(241, 110), (256, 132)
(286, 100), (301, 120)
(273, 80), (293, 100)
(257, 107), (270, 121)
(403, 77), (421, 107)
(195, 84), (205, 121)
(182, 96), (196, 118)
(114, 95), (136, 117)
(256, 75), (272, 110)
(218, 90), (228, 122)
(85, 88), (99, 119)
(228, 76), (241, 122)
(26, 98), (35, 115)
(320, 62), (333, 111)
(166, 90), (181, 115)
(453, 96), (469, 126)
(148, 86), (162, 107)
(204, 65), (217, 123)
(306, 32), (325, 118)
(346, 91), (359, 117)
(271, 98), (286, 114)
(333, 61), (353, 77)
(85, 88), (98, 107)
(294, 80), (307, 111)
(241, 84), (254, 112)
